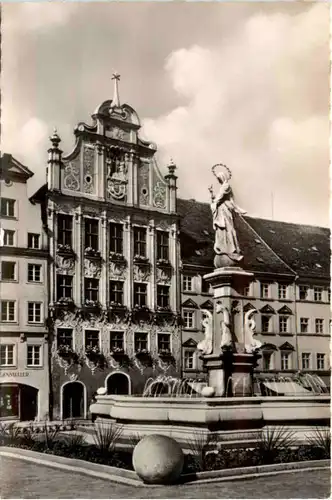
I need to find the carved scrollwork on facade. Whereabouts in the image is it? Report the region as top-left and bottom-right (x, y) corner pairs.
(155, 220), (170, 231)
(153, 181), (166, 209)
(84, 258), (102, 279)
(139, 162), (149, 206)
(109, 261), (127, 280)
(83, 145), (95, 194)
(63, 161), (80, 192)
(133, 264), (150, 282)
(106, 150), (128, 201)
(156, 267), (172, 285)
(55, 255), (75, 275)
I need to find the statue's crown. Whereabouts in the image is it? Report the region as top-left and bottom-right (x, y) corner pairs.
(212, 164), (232, 182)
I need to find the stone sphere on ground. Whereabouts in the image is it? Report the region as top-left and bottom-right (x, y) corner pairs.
(133, 434), (184, 484)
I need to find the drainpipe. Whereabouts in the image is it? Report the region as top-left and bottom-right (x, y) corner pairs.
(293, 275), (299, 371)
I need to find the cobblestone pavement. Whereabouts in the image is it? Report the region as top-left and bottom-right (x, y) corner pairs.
(0, 457), (330, 499)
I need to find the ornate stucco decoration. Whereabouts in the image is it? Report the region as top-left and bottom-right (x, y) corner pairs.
(84, 258), (101, 279)
(244, 309), (262, 354)
(63, 161), (80, 191)
(133, 264), (150, 282)
(197, 309), (213, 355)
(156, 267), (172, 285)
(216, 300), (233, 350)
(83, 144), (95, 194)
(109, 261), (127, 280)
(106, 152), (128, 200)
(55, 255), (75, 275)
(139, 161), (150, 206)
(153, 181), (166, 209)
(209, 164), (246, 268)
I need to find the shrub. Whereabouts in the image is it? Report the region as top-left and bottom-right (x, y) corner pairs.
(40, 422), (61, 450)
(0, 422), (21, 445)
(306, 427), (331, 459)
(187, 431), (215, 471)
(92, 421), (123, 455)
(63, 432), (86, 450)
(256, 427), (296, 464)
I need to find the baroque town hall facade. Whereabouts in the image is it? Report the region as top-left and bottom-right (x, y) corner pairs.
(32, 80), (181, 419)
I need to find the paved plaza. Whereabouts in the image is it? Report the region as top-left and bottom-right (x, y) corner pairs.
(0, 457), (330, 499)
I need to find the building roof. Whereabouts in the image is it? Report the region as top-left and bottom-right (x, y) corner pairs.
(0, 153), (34, 181)
(245, 216), (330, 279)
(178, 198), (330, 279)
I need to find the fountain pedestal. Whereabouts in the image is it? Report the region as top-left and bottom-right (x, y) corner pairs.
(202, 265), (258, 397)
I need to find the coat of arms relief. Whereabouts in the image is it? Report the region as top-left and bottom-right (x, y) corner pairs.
(106, 150), (128, 200)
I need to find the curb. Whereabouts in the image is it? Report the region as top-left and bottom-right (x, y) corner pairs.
(0, 447), (330, 487)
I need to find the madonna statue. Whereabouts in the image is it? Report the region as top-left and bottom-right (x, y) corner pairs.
(209, 164), (246, 267)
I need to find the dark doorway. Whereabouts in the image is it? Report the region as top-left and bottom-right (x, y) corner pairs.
(20, 385), (38, 421)
(107, 373), (130, 395)
(0, 384), (19, 419)
(62, 382), (85, 419)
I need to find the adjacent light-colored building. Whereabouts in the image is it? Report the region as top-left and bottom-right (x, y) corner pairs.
(32, 80), (181, 420)
(0, 154), (49, 421)
(178, 199), (330, 388)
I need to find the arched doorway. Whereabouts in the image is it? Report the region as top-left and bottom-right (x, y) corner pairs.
(107, 373), (130, 395)
(20, 385), (38, 421)
(62, 382), (85, 419)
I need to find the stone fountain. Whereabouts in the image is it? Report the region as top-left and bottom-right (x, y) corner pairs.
(90, 164), (329, 449)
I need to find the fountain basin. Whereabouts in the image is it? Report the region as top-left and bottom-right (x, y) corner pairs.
(90, 394), (330, 449)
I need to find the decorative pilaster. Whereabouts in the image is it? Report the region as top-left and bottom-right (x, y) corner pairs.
(100, 211), (107, 308)
(96, 142), (105, 199)
(165, 160), (177, 214)
(124, 216), (132, 308)
(126, 152), (134, 206)
(48, 203), (56, 305)
(169, 224), (178, 312)
(74, 207), (82, 307)
(148, 221), (156, 311)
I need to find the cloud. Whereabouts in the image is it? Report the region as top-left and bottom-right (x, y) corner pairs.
(142, 3), (329, 225)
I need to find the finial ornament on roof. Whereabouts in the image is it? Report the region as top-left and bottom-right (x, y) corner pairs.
(50, 127), (61, 147)
(110, 72), (121, 108)
(167, 158), (177, 175)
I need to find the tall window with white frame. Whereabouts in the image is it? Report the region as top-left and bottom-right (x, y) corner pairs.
(299, 285), (309, 301)
(109, 281), (124, 306)
(57, 214), (73, 247)
(260, 282), (270, 299)
(85, 330), (100, 349)
(281, 351), (291, 370)
(278, 284), (288, 300)
(134, 227), (146, 258)
(3, 229), (15, 246)
(262, 351), (274, 371)
(57, 328), (73, 348)
(27, 233), (40, 249)
(279, 315), (289, 334)
(134, 332), (148, 353)
(133, 283), (147, 307)
(28, 263), (41, 283)
(57, 275), (73, 300)
(110, 331), (124, 353)
(313, 286), (323, 302)
(157, 285), (170, 309)
(182, 275), (193, 293)
(157, 333), (171, 353)
(315, 318), (324, 334)
(300, 317), (309, 333)
(84, 278), (99, 304)
(184, 350), (195, 370)
(109, 223), (123, 255)
(1, 262), (16, 281)
(0, 345), (15, 366)
(85, 219), (99, 251)
(27, 345), (42, 367)
(316, 353), (325, 370)
(156, 231), (169, 261)
(301, 352), (311, 370)
(1, 301), (15, 322)
(183, 310), (195, 329)
(0, 198), (15, 217)
(261, 315), (271, 333)
(28, 303), (42, 323)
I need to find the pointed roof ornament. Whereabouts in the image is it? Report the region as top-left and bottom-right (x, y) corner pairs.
(110, 72), (121, 109)
(50, 127), (61, 148)
(167, 158), (177, 176)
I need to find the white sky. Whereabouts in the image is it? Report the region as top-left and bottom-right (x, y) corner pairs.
(1, 2), (329, 227)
